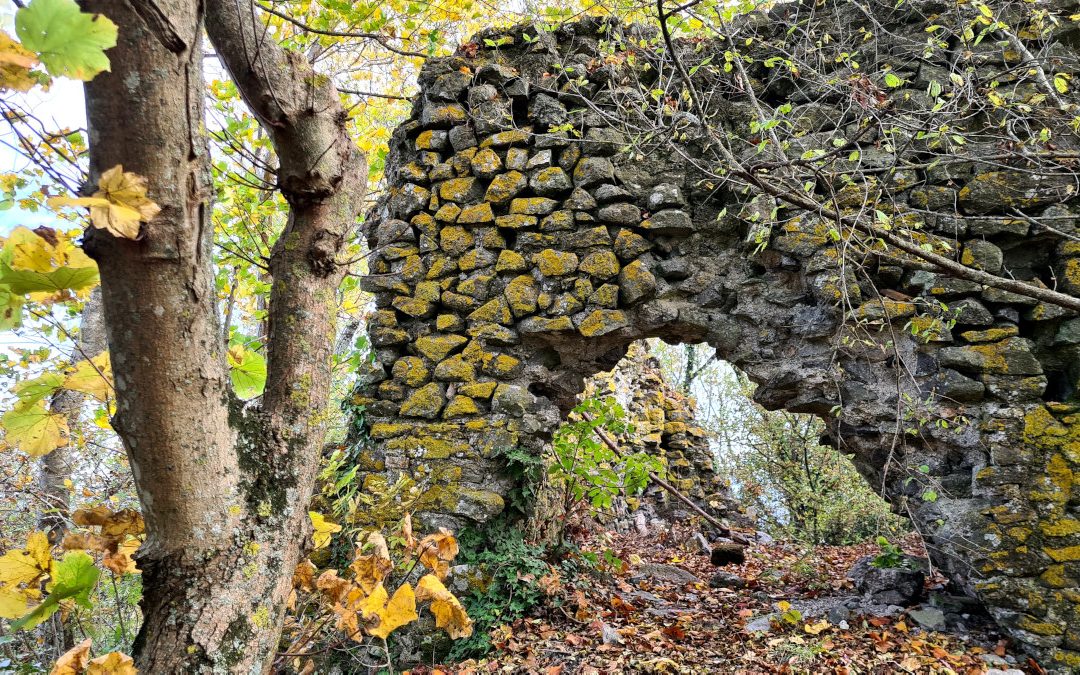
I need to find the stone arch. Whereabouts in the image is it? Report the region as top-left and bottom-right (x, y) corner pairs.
(351, 6), (1080, 668)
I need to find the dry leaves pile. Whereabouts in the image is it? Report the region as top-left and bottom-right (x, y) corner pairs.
(410, 528), (1031, 675)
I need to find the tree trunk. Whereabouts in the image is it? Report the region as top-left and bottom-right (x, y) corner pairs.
(79, 1), (363, 670)
(37, 289), (106, 660)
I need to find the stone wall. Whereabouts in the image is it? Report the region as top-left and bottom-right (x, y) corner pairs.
(580, 341), (752, 532)
(350, 2), (1080, 668)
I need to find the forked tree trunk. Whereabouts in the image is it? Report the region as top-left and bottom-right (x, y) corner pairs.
(80, 1), (363, 670)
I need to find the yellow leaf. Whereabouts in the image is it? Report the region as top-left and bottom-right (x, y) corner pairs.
(804, 619), (830, 635)
(5, 226), (54, 272)
(308, 511), (341, 549)
(0, 584), (31, 619)
(415, 574), (473, 639)
(72, 507), (143, 537)
(362, 582), (418, 640)
(777, 600), (791, 612)
(50, 639), (91, 675)
(63, 352), (112, 402)
(315, 569), (353, 605)
(0, 530), (52, 587)
(293, 559), (316, 591)
(2, 398), (69, 456)
(47, 165), (160, 240)
(86, 651), (136, 675)
(350, 531), (392, 593)
(0, 31), (39, 92)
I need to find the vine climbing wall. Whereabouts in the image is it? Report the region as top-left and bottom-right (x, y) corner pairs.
(350, 2), (1080, 668)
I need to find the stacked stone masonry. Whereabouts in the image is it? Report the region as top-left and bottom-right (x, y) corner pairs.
(580, 341), (753, 531)
(351, 2), (1080, 669)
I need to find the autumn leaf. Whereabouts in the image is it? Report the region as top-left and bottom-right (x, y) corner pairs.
(804, 619), (831, 635)
(227, 345), (267, 399)
(350, 539), (393, 595)
(358, 582), (419, 640)
(308, 511), (341, 549)
(85, 651), (136, 675)
(63, 351), (112, 402)
(418, 528), (458, 577)
(12, 550), (99, 630)
(415, 573), (473, 639)
(315, 569), (352, 605)
(400, 513), (417, 550)
(48, 165), (160, 239)
(0, 31), (40, 91)
(72, 506), (143, 537)
(15, 0), (117, 81)
(1, 398), (69, 456)
(0, 530), (52, 599)
(50, 639), (91, 675)
(102, 538), (139, 575)
(293, 559), (316, 591)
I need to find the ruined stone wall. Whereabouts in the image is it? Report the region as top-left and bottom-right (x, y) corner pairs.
(581, 341), (752, 531)
(351, 2), (1080, 668)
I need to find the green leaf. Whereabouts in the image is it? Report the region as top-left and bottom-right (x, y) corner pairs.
(228, 345), (267, 399)
(884, 72), (903, 88)
(0, 286), (24, 330)
(11, 551), (98, 630)
(921, 489), (938, 502)
(11, 372), (64, 407)
(15, 0), (118, 81)
(0, 262), (99, 295)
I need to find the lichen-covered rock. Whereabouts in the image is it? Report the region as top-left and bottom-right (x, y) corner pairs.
(399, 382), (446, 419)
(485, 171), (527, 204)
(533, 249), (579, 277)
(619, 259), (657, 305)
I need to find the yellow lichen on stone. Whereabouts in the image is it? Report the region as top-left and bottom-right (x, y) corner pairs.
(578, 251), (620, 279)
(392, 296), (434, 318)
(459, 203), (494, 224)
(399, 382), (445, 418)
(504, 274), (539, 315)
(415, 334), (468, 361)
(533, 249), (578, 276)
(468, 297), (513, 325)
(392, 356), (430, 387)
(439, 177), (479, 202)
(496, 250), (527, 273)
(483, 353), (522, 378)
(459, 381), (498, 399)
(578, 309), (628, 337)
(434, 355), (476, 382)
(440, 225), (474, 255)
(436, 314), (464, 332)
(443, 395), (480, 417)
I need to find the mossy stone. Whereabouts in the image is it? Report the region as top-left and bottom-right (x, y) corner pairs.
(459, 203), (495, 224)
(443, 395), (480, 417)
(392, 357), (430, 387)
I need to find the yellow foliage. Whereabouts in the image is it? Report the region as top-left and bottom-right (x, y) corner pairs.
(48, 165), (160, 240)
(415, 574), (473, 639)
(308, 511), (341, 549)
(350, 531), (392, 594)
(51, 640), (136, 675)
(0, 31), (38, 92)
(63, 352), (112, 402)
(0, 530), (52, 618)
(1, 399), (69, 457)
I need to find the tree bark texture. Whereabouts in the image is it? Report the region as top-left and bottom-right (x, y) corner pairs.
(79, 0), (364, 670)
